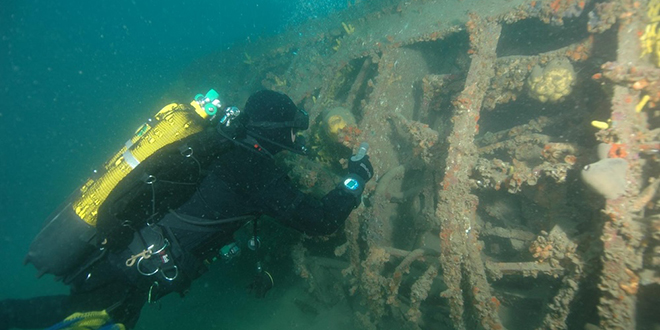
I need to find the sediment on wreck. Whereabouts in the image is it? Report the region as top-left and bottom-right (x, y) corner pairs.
(175, 0), (659, 329)
(435, 17), (504, 330)
(594, 18), (647, 330)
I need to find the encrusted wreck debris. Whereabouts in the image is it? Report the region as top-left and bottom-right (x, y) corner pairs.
(179, 0), (660, 328)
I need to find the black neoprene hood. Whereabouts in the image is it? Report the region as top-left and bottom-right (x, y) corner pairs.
(244, 90), (309, 131)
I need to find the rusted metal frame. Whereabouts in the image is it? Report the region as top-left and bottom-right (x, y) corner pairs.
(535, 257), (584, 330)
(311, 61), (351, 111)
(347, 49), (414, 327)
(595, 19), (647, 330)
(435, 18), (504, 330)
(484, 36), (594, 109)
(485, 261), (565, 278)
(532, 225), (585, 330)
(596, 96), (643, 330)
(493, 35), (594, 66)
(344, 57), (372, 110)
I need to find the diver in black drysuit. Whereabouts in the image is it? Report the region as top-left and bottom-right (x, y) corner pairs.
(0, 90), (373, 330)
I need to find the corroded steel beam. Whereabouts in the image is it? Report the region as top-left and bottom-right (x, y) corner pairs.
(435, 17), (504, 330)
(596, 18), (647, 330)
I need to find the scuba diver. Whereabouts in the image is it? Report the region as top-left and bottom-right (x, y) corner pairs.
(0, 89), (373, 330)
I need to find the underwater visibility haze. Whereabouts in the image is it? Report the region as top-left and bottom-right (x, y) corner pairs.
(2, 0), (660, 329)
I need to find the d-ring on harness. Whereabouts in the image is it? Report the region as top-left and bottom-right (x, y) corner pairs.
(125, 239), (179, 281)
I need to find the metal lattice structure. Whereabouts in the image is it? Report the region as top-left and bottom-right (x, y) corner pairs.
(178, 0), (660, 328)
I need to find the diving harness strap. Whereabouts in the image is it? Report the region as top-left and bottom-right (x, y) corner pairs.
(119, 120), (272, 302)
(118, 145), (207, 302)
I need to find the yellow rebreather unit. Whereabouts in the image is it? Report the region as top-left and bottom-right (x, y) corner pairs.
(73, 102), (209, 227)
(26, 93), (218, 277)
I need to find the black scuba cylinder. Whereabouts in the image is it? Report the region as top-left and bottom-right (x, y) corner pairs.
(24, 192), (97, 277)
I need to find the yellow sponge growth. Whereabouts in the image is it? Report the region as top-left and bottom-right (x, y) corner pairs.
(321, 106), (356, 141)
(641, 0), (660, 66)
(527, 58), (576, 103)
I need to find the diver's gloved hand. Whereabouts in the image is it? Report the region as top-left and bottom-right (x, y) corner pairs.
(45, 310), (125, 330)
(341, 155), (373, 197)
(348, 155), (373, 183)
(247, 270), (274, 298)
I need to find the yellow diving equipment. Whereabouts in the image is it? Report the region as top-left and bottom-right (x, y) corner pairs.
(46, 310), (125, 330)
(73, 103), (208, 227)
(26, 90), (222, 277)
